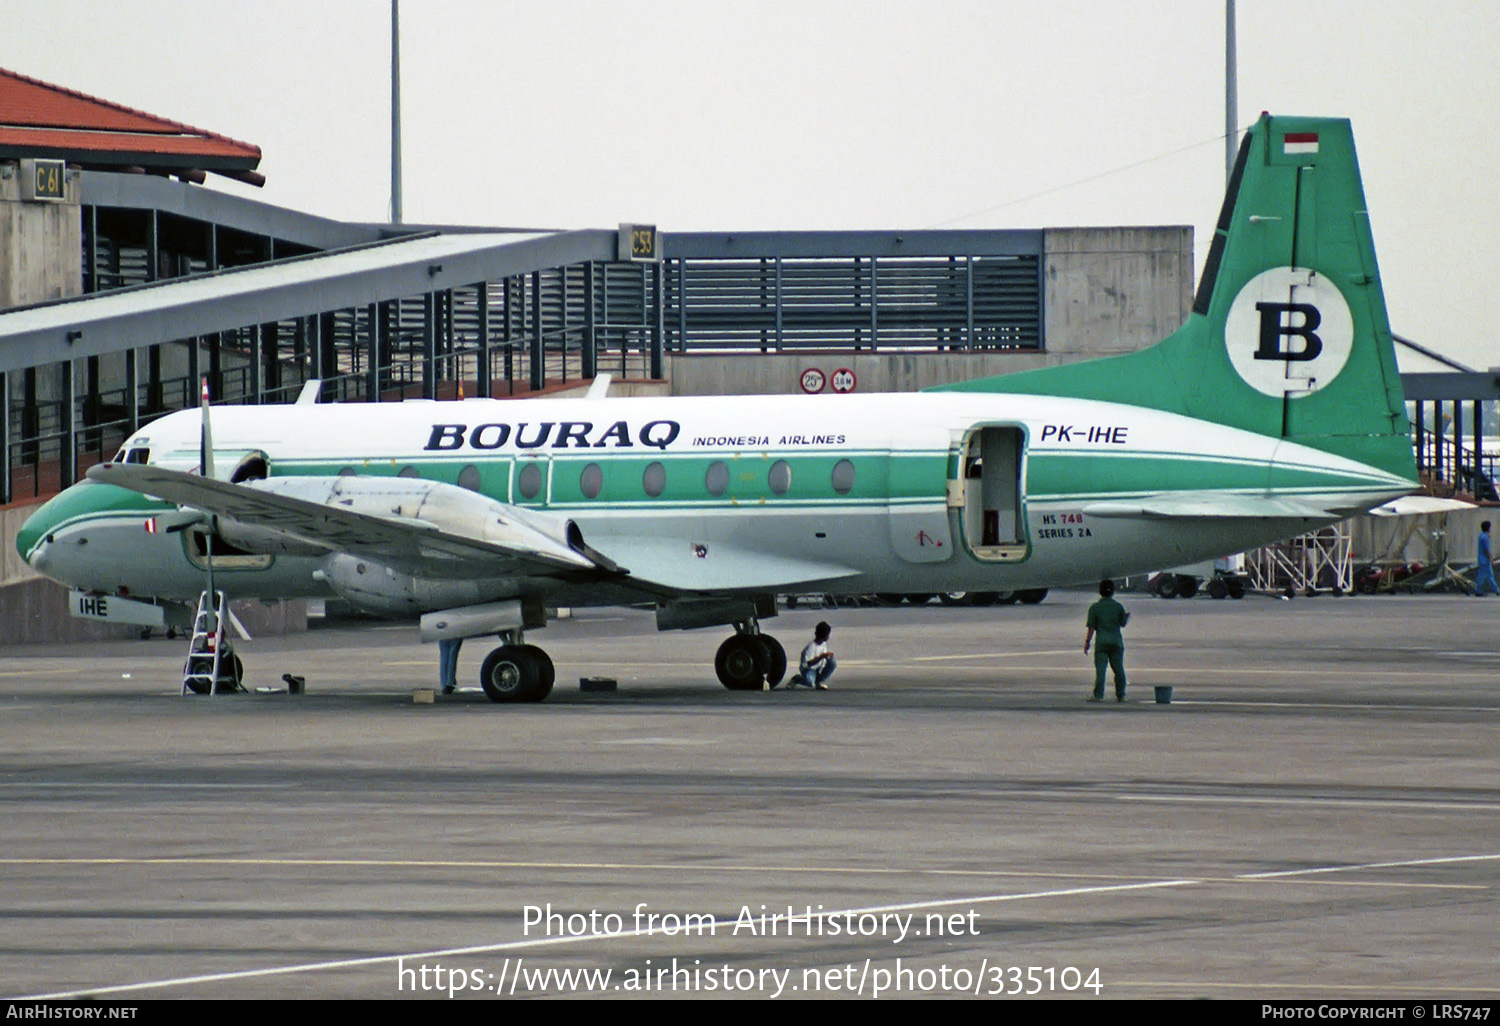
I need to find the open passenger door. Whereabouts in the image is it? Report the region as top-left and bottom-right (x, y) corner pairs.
(949, 425), (1029, 562)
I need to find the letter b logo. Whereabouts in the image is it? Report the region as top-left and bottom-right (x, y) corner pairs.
(1225, 268), (1353, 397)
(1254, 302), (1323, 362)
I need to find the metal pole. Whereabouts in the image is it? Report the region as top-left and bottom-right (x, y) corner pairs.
(1226, 0), (1238, 181)
(0, 371), (9, 505)
(390, 0), (403, 224)
(477, 282), (491, 398)
(125, 348), (139, 435)
(60, 360), (75, 489)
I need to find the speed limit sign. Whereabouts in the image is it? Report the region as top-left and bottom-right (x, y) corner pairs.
(800, 368), (827, 394)
(830, 367), (857, 393)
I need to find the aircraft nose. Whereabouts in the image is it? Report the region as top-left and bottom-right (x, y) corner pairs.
(15, 495), (61, 569)
(15, 480), (143, 574)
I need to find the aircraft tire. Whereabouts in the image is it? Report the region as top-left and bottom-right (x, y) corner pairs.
(1018, 589), (1049, 605)
(1155, 575), (1179, 599)
(757, 635), (787, 687)
(480, 645), (545, 703)
(219, 652), (244, 694)
(939, 592), (971, 606)
(905, 594), (936, 605)
(1176, 576), (1200, 598)
(715, 635), (768, 690)
(995, 591), (1019, 605)
(517, 644), (555, 701)
(1208, 578), (1229, 600)
(968, 592), (1000, 607)
(184, 656), (213, 695)
(875, 594), (906, 606)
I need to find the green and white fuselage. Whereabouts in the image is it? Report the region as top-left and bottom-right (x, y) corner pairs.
(19, 390), (1413, 607)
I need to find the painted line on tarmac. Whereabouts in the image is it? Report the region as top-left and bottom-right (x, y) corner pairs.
(843, 660), (1500, 682)
(1115, 981), (1500, 995)
(14, 876), (1201, 1000)
(911, 650), (1078, 662)
(1115, 793), (1500, 811)
(0, 855), (1169, 880)
(1168, 699), (1500, 713)
(0, 853), (1491, 889)
(0, 855), (1476, 891)
(0, 781), (287, 790)
(1239, 852), (1500, 879)
(20, 850), (1496, 1000)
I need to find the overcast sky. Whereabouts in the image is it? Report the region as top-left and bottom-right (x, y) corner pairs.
(4, 1), (1497, 368)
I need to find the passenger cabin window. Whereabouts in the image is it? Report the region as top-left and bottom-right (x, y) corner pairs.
(458, 465), (481, 492)
(517, 463), (543, 500)
(768, 460), (792, 495)
(831, 459), (855, 495)
(705, 461), (729, 497)
(643, 461), (666, 498)
(580, 463), (603, 499)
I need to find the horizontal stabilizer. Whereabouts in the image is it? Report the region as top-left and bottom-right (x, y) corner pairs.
(1082, 493), (1335, 520)
(1366, 495), (1473, 517)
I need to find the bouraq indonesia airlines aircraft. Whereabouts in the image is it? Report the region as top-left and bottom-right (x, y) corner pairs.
(18, 115), (1417, 702)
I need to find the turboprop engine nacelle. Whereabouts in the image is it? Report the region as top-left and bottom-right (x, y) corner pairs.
(318, 552), (519, 618)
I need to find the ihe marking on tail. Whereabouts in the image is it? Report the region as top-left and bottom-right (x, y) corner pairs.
(1225, 267), (1354, 398)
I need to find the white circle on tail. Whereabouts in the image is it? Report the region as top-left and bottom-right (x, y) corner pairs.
(1224, 267), (1354, 398)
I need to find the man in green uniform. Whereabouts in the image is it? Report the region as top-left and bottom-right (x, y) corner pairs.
(1083, 579), (1130, 702)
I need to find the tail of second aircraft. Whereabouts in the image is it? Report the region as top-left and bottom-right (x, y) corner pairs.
(932, 113), (1416, 483)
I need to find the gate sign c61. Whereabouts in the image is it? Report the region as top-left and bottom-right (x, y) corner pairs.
(800, 368), (826, 394)
(830, 367), (857, 393)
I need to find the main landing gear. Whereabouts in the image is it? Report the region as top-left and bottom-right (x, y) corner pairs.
(479, 631), (556, 703)
(714, 621), (787, 691)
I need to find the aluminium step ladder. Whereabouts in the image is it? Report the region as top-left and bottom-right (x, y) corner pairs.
(181, 590), (243, 695)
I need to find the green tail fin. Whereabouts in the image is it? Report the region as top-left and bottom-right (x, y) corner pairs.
(932, 114), (1415, 481)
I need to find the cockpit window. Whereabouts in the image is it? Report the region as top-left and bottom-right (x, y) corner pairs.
(116, 447), (150, 464)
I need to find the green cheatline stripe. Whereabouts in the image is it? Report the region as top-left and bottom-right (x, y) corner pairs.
(1028, 452), (1402, 497)
(270, 451), (953, 506)
(20, 510), (160, 561)
(1033, 447), (1411, 487)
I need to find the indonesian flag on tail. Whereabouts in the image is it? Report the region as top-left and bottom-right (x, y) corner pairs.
(1283, 132), (1319, 155)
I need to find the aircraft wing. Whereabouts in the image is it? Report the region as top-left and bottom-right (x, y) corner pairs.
(86, 463), (604, 578)
(1081, 493), (1338, 520)
(595, 535), (860, 592)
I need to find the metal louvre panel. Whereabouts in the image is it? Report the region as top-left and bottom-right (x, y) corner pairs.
(664, 254), (1040, 350)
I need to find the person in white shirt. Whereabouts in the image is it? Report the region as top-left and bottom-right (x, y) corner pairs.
(793, 622), (836, 690)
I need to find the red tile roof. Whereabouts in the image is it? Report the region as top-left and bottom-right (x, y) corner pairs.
(0, 66), (261, 177)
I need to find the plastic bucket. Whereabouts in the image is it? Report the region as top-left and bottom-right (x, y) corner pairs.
(1154, 685), (1173, 705)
